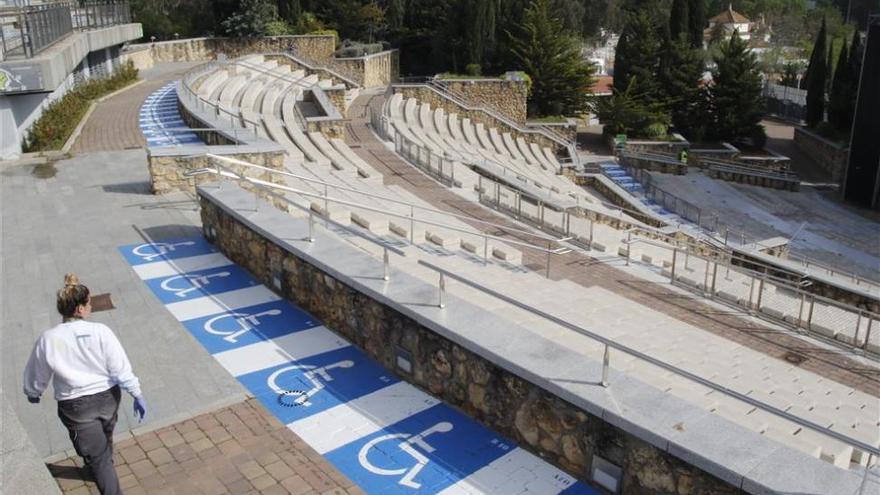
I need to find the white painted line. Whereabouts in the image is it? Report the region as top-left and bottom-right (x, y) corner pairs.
(288, 381), (440, 454)
(213, 325), (349, 376)
(132, 253), (233, 280)
(438, 448), (579, 495)
(165, 285), (280, 321)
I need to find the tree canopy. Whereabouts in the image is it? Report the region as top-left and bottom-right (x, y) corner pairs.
(508, 0), (596, 116)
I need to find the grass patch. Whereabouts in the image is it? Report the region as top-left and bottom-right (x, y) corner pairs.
(23, 61), (139, 152)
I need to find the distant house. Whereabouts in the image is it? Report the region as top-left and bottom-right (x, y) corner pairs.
(704, 4), (753, 45)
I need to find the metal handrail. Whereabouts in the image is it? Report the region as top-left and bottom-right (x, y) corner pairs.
(205, 153), (566, 244)
(717, 226), (880, 290)
(417, 258), (880, 460)
(189, 161), (569, 259)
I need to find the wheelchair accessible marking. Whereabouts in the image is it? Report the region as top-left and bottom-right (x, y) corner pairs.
(119, 237), (598, 494)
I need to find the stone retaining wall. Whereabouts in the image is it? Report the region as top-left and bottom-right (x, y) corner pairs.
(199, 191), (741, 495)
(619, 154), (688, 175)
(395, 86), (561, 151)
(793, 127), (848, 182)
(134, 36), (336, 64)
(332, 50), (399, 88)
(148, 148), (285, 196)
(120, 46), (154, 71)
(443, 79), (528, 125)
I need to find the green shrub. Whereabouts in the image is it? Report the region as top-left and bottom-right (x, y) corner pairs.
(23, 61), (139, 152)
(465, 64), (482, 76)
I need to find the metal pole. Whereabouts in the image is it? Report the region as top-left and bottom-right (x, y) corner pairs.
(589, 218), (594, 246)
(671, 248), (678, 282)
(409, 205), (415, 244)
(857, 453), (875, 495)
(796, 293), (806, 329)
(755, 278), (765, 311)
(703, 258), (711, 292)
(748, 276), (756, 309)
(545, 240), (552, 278)
(438, 273), (446, 308)
(854, 312), (863, 348)
(625, 231), (631, 266)
(711, 262), (718, 297)
(807, 296), (815, 329)
(383, 247), (389, 281)
(601, 345), (610, 387)
(483, 236), (489, 265)
(308, 211), (315, 242)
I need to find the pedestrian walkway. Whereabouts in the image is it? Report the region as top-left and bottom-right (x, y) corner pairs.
(48, 398), (360, 495)
(70, 62), (199, 153)
(139, 83), (202, 147)
(117, 236), (597, 495)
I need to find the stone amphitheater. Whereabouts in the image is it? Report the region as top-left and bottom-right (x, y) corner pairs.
(5, 36), (879, 495)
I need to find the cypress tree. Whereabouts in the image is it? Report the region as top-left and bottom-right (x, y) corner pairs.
(828, 40), (849, 132)
(387, 0), (405, 30)
(613, 11), (662, 101)
(670, 0), (689, 42)
(825, 39), (834, 94)
(804, 18), (827, 127)
(708, 30), (764, 144)
(660, 36), (706, 139)
(687, 0), (706, 49)
(613, 28), (631, 93)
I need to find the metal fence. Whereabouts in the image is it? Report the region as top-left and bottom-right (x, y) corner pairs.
(0, 0), (129, 60)
(763, 82), (807, 122)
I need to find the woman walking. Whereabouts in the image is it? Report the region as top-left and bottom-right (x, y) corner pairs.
(24, 274), (147, 495)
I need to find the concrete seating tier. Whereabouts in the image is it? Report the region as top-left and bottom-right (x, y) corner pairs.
(329, 228), (880, 471)
(184, 55), (526, 264)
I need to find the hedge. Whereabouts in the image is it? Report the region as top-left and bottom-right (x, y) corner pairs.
(23, 61), (139, 152)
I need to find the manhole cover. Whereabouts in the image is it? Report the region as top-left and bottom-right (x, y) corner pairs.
(90, 293), (115, 312)
(783, 351), (807, 365)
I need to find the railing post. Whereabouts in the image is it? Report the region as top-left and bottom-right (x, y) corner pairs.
(383, 247), (389, 281)
(409, 205), (415, 244)
(601, 345), (610, 387)
(323, 184), (329, 221)
(589, 218), (594, 247)
(671, 248), (678, 282)
(853, 312), (863, 349)
(703, 258), (711, 293)
(625, 231), (631, 266)
(308, 210), (315, 242)
(857, 453), (875, 495)
(710, 261), (718, 297)
(438, 273), (446, 308)
(796, 293), (806, 329)
(483, 236), (489, 266)
(755, 278), (765, 311)
(807, 296), (815, 329)
(863, 318), (874, 351)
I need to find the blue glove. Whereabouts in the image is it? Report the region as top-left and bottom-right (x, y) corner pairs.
(27, 396), (40, 404)
(133, 396), (147, 422)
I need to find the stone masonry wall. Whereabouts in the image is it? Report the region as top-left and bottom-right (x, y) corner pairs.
(793, 127), (848, 182)
(443, 79), (528, 125)
(139, 36), (336, 64)
(149, 150), (286, 199)
(396, 86), (560, 151)
(199, 193), (742, 495)
(332, 50), (399, 88)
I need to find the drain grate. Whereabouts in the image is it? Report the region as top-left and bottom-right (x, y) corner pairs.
(90, 293), (115, 312)
(783, 351), (808, 365)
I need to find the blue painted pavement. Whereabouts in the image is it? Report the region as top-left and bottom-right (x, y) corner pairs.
(119, 236), (600, 494)
(139, 82), (203, 147)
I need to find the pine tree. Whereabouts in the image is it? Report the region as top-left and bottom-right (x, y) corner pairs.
(804, 18), (827, 127)
(507, 0), (596, 116)
(670, 0), (689, 42)
(596, 76), (671, 138)
(828, 40), (849, 132)
(708, 30), (765, 144)
(687, 0), (706, 49)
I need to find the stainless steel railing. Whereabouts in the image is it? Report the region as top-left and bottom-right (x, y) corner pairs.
(416, 258), (880, 473)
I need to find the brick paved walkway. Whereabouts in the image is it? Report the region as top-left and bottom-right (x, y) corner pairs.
(346, 94), (880, 397)
(70, 62), (199, 154)
(48, 399), (360, 495)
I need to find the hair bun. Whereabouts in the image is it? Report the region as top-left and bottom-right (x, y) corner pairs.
(63, 273), (80, 287)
